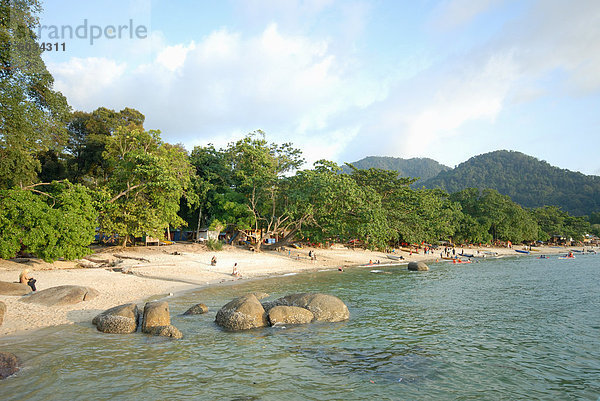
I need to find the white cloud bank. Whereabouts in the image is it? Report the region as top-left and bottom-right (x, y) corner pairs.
(47, 0), (600, 173)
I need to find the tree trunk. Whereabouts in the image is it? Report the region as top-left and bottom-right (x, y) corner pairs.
(254, 230), (263, 252)
(195, 208), (202, 242)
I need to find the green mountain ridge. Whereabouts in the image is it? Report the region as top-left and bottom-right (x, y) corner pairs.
(421, 150), (600, 216)
(343, 150), (600, 216)
(342, 156), (450, 181)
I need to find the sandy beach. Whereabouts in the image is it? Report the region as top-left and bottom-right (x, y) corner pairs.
(0, 243), (576, 337)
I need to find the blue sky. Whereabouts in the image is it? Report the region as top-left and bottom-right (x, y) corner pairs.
(38, 0), (600, 175)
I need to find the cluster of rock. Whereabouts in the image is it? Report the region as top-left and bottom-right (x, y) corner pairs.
(215, 292), (350, 331)
(93, 301), (183, 339)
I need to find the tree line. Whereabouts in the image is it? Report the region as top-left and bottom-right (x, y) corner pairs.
(1, 1), (597, 261)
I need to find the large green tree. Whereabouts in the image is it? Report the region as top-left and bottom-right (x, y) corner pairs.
(98, 125), (195, 245)
(0, 0), (70, 189)
(346, 165), (459, 245)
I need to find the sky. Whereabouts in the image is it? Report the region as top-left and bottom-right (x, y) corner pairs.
(37, 0), (600, 175)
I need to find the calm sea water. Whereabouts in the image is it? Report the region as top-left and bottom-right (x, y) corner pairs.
(1, 254), (599, 400)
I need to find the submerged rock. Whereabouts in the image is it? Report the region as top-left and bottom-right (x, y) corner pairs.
(146, 325), (183, 339)
(408, 261), (429, 271)
(268, 305), (314, 326)
(0, 352), (19, 379)
(21, 285), (99, 306)
(215, 294), (268, 331)
(277, 293), (349, 322)
(183, 303), (208, 315)
(0, 281), (32, 296)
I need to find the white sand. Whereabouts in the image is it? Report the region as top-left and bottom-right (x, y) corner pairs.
(0, 243), (574, 337)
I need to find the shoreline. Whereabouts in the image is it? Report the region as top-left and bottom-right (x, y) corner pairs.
(0, 243), (588, 338)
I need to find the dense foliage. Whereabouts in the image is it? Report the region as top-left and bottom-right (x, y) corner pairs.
(0, 182), (97, 260)
(422, 150), (600, 216)
(1, 1), (597, 260)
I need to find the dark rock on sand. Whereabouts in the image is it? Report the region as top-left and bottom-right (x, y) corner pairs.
(21, 285), (99, 306)
(408, 261), (429, 271)
(146, 325), (183, 339)
(0, 352), (19, 379)
(268, 305), (314, 326)
(183, 303), (209, 315)
(215, 294), (268, 331)
(0, 281), (32, 296)
(277, 293), (349, 322)
(141, 301), (171, 333)
(0, 301), (5, 327)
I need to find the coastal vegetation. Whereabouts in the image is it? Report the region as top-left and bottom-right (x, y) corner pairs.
(0, 0), (597, 261)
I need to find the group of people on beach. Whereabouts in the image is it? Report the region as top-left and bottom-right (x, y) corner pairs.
(209, 255), (242, 278)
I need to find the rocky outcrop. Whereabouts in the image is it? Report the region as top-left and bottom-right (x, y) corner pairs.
(141, 301), (171, 333)
(0, 301), (5, 327)
(93, 303), (139, 334)
(0, 352), (19, 379)
(0, 281), (32, 296)
(21, 285), (99, 306)
(252, 292), (270, 300)
(183, 303), (208, 315)
(268, 305), (314, 326)
(408, 261), (429, 271)
(277, 293), (349, 322)
(215, 294), (268, 331)
(146, 325), (183, 339)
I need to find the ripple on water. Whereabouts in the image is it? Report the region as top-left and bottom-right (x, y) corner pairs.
(0, 256), (599, 400)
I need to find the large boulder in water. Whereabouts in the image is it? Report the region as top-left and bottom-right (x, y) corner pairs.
(0, 301), (5, 327)
(0, 352), (19, 379)
(93, 303), (139, 334)
(268, 305), (314, 326)
(277, 293), (349, 322)
(95, 315), (138, 334)
(21, 285), (99, 306)
(215, 294), (268, 331)
(408, 261), (429, 271)
(0, 281), (32, 296)
(141, 301), (171, 333)
(93, 303), (139, 325)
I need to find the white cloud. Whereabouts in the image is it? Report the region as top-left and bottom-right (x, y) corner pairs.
(430, 0), (503, 31)
(48, 23), (377, 162)
(49, 57), (126, 108)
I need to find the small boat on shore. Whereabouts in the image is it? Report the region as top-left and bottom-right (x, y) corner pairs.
(387, 255), (404, 261)
(515, 249), (530, 254)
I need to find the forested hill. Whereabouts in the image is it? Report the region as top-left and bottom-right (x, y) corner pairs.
(342, 156), (450, 181)
(420, 150), (600, 216)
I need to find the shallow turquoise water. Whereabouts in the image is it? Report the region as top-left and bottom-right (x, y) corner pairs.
(1, 255), (599, 400)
